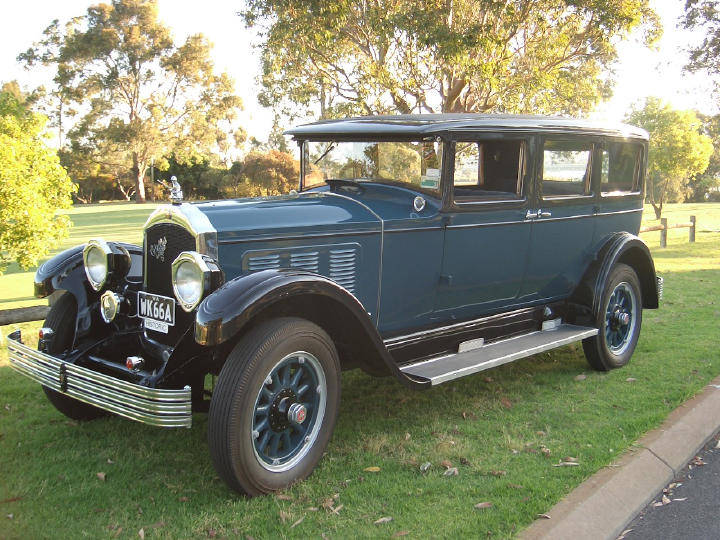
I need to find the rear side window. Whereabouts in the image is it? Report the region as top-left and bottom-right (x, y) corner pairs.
(453, 140), (524, 202)
(600, 143), (642, 195)
(541, 140), (593, 198)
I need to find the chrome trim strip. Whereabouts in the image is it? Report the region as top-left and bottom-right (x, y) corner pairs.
(218, 228), (380, 245)
(384, 307), (537, 348)
(443, 208), (642, 230)
(384, 226), (444, 234)
(595, 208), (643, 217)
(446, 219), (527, 229)
(532, 213), (594, 223)
(7, 337), (192, 428)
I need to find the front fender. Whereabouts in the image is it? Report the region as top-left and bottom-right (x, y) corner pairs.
(34, 242), (143, 337)
(195, 269), (429, 389)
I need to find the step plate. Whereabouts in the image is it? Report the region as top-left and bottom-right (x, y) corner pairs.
(400, 324), (598, 385)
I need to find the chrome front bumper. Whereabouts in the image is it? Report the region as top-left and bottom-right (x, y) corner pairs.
(7, 332), (192, 428)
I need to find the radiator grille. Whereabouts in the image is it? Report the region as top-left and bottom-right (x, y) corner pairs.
(144, 223), (196, 344)
(329, 248), (357, 292)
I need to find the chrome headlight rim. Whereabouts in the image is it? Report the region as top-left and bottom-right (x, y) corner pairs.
(171, 251), (211, 312)
(83, 239), (112, 291)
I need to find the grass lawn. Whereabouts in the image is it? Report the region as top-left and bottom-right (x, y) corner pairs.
(1, 202), (719, 538)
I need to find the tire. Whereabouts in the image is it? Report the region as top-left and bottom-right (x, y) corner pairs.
(208, 317), (341, 496)
(41, 293), (107, 420)
(582, 263), (643, 371)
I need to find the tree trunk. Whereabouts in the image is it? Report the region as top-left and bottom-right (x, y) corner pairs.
(133, 153), (146, 203)
(652, 202), (662, 220)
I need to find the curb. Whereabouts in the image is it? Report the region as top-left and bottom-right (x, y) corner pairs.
(519, 375), (720, 540)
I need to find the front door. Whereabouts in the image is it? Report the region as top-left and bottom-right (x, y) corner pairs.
(435, 137), (533, 321)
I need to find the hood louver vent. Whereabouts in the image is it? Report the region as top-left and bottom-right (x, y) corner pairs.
(290, 251), (320, 273)
(247, 253), (281, 271)
(243, 245), (359, 294)
(329, 248), (357, 292)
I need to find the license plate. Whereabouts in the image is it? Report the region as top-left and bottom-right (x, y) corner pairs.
(138, 292), (175, 334)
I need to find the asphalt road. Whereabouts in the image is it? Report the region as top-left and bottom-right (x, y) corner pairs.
(625, 430), (720, 540)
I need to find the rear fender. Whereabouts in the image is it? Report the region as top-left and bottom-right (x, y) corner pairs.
(573, 233), (659, 316)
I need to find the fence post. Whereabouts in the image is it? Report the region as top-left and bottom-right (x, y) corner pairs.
(660, 218), (667, 248)
(689, 215), (696, 243)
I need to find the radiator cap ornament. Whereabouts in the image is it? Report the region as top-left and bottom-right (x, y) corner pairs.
(169, 176), (183, 204)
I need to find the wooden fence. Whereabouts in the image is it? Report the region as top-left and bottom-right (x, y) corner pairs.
(639, 215), (696, 248)
(0, 305), (50, 326)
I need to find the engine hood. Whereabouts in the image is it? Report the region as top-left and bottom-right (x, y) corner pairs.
(193, 192), (381, 244)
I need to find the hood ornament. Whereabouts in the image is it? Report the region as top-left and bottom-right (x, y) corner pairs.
(158, 175), (183, 204)
(169, 176), (183, 204)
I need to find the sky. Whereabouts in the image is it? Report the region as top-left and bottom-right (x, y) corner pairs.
(0, 0), (715, 145)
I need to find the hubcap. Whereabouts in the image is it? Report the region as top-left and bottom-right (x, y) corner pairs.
(604, 282), (637, 355)
(251, 352), (326, 472)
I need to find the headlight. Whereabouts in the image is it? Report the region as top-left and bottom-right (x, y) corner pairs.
(83, 239), (111, 291)
(171, 251), (223, 312)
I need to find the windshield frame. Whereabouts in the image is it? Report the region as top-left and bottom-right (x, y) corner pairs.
(298, 136), (445, 198)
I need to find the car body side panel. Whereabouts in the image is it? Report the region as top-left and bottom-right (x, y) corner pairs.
(312, 183), (446, 335)
(198, 193), (383, 322)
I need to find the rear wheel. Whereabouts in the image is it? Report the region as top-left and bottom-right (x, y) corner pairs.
(582, 263), (643, 371)
(41, 293), (107, 420)
(208, 317), (341, 496)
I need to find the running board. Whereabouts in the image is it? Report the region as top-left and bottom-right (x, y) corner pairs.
(399, 324), (598, 386)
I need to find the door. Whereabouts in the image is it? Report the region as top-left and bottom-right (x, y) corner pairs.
(434, 138), (533, 321)
(520, 137), (598, 303)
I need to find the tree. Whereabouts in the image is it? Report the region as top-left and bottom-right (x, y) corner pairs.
(688, 113), (720, 201)
(20, 0), (244, 202)
(0, 91), (75, 273)
(230, 150), (299, 196)
(684, 1), (720, 77)
(626, 98), (713, 219)
(242, 0), (659, 120)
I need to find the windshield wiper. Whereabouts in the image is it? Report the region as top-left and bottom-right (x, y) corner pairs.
(313, 142), (337, 165)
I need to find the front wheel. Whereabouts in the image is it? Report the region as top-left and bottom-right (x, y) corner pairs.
(208, 317), (341, 496)
(41, 292), (107, 420)
(582, 263), (643, 371)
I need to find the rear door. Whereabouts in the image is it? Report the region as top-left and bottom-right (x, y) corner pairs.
(434, 136), (533, 320)
(520, 136), (598, 302)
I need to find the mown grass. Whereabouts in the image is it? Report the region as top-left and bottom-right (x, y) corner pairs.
(1, 202), (719, 538)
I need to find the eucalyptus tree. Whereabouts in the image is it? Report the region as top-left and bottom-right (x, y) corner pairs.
(242, 0), (660, 119)
(20, 0), (243, 202)
(626, 98), (712, 219)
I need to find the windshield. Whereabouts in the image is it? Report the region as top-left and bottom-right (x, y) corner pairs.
(302, 140), (443, 195)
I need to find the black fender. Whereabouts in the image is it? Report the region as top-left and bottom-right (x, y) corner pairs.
(573, 233), (659, 316)
(34, 242), (143, 337)
(195, 269), (429, 389)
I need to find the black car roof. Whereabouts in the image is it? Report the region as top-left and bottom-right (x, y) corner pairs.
(286, 113), (649, 140)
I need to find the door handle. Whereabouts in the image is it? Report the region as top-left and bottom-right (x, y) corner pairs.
(538, 209), (552, 218)
(525, 210), (538, 220)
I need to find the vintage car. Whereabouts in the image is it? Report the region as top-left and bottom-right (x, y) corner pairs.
(7, 114), (662, 496)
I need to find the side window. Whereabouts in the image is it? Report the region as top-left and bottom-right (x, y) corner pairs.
(542, 140), (593, 198)
(600, 143), (641, 195)
(453, 140), (524, 202)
